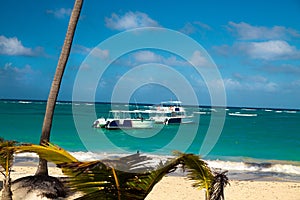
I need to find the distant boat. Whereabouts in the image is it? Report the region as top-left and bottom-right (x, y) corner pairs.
(93, 110), (155, 129)
(148, 101), (194, 125)
(228, 112), (257, 117)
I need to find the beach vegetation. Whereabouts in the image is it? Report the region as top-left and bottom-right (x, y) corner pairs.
(0, 137), (18, 200)
(174, 151), (214, 200)
(209, 170), (229, 200)
(11, 142), (229, 200)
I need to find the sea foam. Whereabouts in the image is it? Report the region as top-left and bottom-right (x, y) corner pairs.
(14, 151), (300, 176)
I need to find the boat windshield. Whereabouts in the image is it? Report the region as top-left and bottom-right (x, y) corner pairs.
(161, 101), (182, 107)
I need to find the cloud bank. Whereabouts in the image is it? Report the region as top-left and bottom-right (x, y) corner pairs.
(227, 21), (300, 40)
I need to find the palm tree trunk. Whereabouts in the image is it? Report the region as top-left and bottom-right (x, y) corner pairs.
(1, 177), (12, 200)
(35, 0), (84, 176)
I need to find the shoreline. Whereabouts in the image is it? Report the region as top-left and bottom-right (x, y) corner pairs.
(14, 152), (300, 182)
(1, 165), (300, 200)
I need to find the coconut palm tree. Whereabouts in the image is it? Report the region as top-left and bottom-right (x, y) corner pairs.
(0, 138), (17, 200)
(36, 0), (84, 176)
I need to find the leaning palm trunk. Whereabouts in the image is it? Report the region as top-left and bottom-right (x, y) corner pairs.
(36, 0), (84, 176)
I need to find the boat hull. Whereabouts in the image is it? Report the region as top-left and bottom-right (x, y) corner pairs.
(105, 119), (154, 129)
(165, 116), (194, 125)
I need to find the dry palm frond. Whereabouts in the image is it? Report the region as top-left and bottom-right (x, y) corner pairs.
(209, 170), (230, 200)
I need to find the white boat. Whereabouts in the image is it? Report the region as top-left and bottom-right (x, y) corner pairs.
(148, 101), (194, 125)
(228, 112), (257, 117)
(93, 110), (155, 129)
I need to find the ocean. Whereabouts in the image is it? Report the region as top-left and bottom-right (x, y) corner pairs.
(1, 99), (300, 181)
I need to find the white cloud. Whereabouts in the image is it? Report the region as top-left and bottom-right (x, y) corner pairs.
(114, 50), (212, 68)
(163, 56), (187, 66)
(189, 50), (211, 67)
(194, 21), (212, 31)
(128, 50), (187, 67)
(212, 44), (231, 56)
(72, 45), (90, 54)
(46, 8), (72, 19)
(224, 74), (279, 92)
(105, 11), (160, 30)
(214, 40), (300, 60)
(0, 35), (38, 56)
(0, 63), (34, 81)
(91, 48), (109, 59)
(262, 64), (300, 75)
(180, 21), (212, 35)
(291, 80), (300, 87)
(73, 45), (109, 59)
(237, 40), (300, 60)
(180, 23), (197, 35)
(227, 21), (300, 40)
(223, 78), (243, 90)
(3, 62), (33, 73)
(133, 51), (162, 63)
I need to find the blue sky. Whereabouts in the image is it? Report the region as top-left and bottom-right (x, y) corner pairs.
(0, 0), (300, 109)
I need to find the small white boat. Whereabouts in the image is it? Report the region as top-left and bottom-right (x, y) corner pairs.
(93, 110), (155, 129)
(228, 112), (257, 117)
(148, 101), (194, 125)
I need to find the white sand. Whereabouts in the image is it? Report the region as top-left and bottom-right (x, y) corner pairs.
(146, 176), (300, 200)
(1, 165), (300, 200)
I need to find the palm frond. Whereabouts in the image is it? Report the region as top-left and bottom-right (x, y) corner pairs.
(58, 161), (115, 197)
(9, 142), (228, 200)
(0, 138), (18, 177)
(174, 152), (214, 199)
(209, 170), (230, 200)
(129, 156), (183, 197)
(58, 151), (222, 200)
(102, 153), (154, 173)
(12, 142), (78, 164)
(57, 153), (156, 200)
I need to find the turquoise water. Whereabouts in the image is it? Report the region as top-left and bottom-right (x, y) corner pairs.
(1, 100), (300, 180)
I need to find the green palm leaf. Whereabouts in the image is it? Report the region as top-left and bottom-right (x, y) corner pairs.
(129, 156), (183, 197)
(0, 138), (18, 177)
(12, 142), (78, 164)
(175, 152), (214, 199)
(57, 153), (156, 200)
(8, 143), (228, 200)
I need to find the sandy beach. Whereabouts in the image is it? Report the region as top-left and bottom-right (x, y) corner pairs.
(1, 165), (300, 200)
